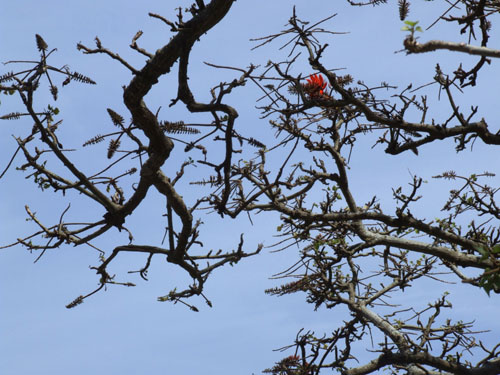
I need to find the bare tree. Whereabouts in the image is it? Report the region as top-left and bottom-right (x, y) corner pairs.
(1, 1), (500, 374)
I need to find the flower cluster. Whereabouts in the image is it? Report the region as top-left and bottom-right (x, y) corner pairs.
(302, 74), (328, 98)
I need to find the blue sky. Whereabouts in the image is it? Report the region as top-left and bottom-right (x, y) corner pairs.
(1, 1), (499, 374)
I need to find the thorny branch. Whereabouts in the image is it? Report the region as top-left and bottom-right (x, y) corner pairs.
(1, 0), (263, 311)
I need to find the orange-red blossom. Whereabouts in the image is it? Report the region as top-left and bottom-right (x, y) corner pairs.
(303, 73), (328, 98)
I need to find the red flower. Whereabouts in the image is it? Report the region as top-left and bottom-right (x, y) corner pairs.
(303, 74), (327, 98)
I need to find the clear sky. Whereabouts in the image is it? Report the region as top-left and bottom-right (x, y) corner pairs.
(1, 1), (499, 374)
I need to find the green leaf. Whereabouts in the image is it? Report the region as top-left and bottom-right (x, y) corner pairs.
(404, 20), (418, 26)
(494, 276), (500, 289)
(478, 270), (500, 296)
(481, 281), (493, 296)
(474, 244), (489, 259)
(491, 244), (500, 254)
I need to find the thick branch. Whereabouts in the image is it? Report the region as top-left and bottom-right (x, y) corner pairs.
(404, 38), (500, 59)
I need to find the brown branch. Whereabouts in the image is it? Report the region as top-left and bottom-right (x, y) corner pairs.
(404, 38), (500, 59)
